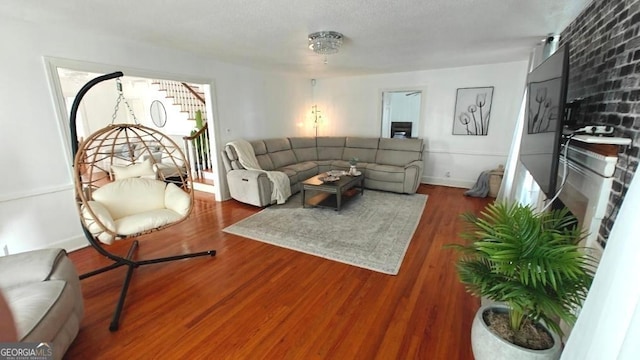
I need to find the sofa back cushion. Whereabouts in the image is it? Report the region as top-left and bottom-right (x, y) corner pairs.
(343, 137), (379, 163)
(379, 138), (423, 153)
(223, 141), (276, 171)
(223, 146), (241, 170)
(223, 137), (424, 171)
(251, 140), (275, 170)
(92, 178), (167, 220)
(375, 138), (424, 166)
(289, 137), (318, 162)
(264, 138), (297, 169)
(317, 136), (345, 160)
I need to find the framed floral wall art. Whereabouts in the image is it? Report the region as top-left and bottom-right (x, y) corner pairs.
(452, 86), (494, 135)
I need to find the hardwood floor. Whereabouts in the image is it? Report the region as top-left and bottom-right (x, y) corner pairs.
(65, 184), (491, 359)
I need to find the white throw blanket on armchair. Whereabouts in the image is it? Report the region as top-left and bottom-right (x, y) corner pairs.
(227, 139), (292, 204)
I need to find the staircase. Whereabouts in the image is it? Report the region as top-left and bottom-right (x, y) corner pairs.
(153, 80), (207, 122)
(153, 80), (215, 194)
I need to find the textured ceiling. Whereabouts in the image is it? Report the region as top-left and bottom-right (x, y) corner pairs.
(0, 0), (590, 78)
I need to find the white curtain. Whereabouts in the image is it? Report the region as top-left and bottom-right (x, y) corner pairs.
(561, 170), (640, 359)
(495, 88), (526, 203)
(496, 47), (538, 204)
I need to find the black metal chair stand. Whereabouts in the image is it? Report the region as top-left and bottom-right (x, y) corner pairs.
(79, 228), (215, 331)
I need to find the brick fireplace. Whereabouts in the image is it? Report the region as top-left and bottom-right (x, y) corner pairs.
(560, 0), (640, 247)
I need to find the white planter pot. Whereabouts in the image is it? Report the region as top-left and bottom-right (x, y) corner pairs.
(471, 304), (562, 360)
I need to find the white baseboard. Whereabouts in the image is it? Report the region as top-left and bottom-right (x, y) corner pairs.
(193, 182), (216, 193)
(50, 235), (89, 253)
(422, 176), (474, 189)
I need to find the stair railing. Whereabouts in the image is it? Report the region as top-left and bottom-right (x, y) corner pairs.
(183, 123), (211, 180)
(181, 82), (206, 104)
(155, 80), (207, 121)
(154, 80), (211, 181)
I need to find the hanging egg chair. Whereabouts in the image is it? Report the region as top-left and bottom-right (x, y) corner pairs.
(69, 71), (215, 332)
(75, 123), (192, 243)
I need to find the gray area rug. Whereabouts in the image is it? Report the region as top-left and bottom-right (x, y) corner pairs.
(223, 190), (428, 275)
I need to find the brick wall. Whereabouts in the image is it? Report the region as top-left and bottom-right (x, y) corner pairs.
(560, 0), (640, 247)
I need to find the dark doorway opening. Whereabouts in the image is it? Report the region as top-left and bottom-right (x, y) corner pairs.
(391, 122), (412, 138)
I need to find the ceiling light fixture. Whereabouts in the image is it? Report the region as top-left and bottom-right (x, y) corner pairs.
(308, 31), (343, 64)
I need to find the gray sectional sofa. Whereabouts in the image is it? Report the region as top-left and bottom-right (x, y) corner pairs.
(221, 136), (424, 207)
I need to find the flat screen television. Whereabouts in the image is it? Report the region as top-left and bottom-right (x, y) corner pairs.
(519, 43), (570, 198)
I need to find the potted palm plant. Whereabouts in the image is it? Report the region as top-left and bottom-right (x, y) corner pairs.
(448, 202), (595, 360)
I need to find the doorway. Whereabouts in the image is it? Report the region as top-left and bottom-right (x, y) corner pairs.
(44, 57), (223, 200)
(380, 89), (424, 139)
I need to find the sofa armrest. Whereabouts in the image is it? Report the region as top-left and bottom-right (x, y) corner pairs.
(226, 169), (273, 207)
(0, 249), (66, 289)
(404, 160), (424, 170)
(404, 160), (424, 193)
(228, 169), (267, 180)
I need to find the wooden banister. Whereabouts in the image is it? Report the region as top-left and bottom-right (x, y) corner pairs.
(183, 123), (208, 141)
(181, 82), (206, 104)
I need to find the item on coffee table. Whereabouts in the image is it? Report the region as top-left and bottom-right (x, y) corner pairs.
(321, 175), (340, 182)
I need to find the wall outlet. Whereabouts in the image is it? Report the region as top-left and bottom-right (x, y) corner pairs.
(445, 171), (451, 178)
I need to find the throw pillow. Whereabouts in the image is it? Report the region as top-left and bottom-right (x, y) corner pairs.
(111, 159), (156, 180)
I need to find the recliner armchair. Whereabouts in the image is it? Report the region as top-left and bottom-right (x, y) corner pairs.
(0, 248), (83, 360)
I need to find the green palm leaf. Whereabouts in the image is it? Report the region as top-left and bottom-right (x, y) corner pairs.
(447, 202), (594, 338)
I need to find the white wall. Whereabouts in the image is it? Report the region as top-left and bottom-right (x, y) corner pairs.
(0, 15), (310, 254)
(59, 75), (140, 137)
(314, 61), (529, 188)
(0, 14), (528, 255)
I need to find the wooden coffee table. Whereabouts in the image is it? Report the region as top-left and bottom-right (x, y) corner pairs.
(301, 173), (364, 211)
